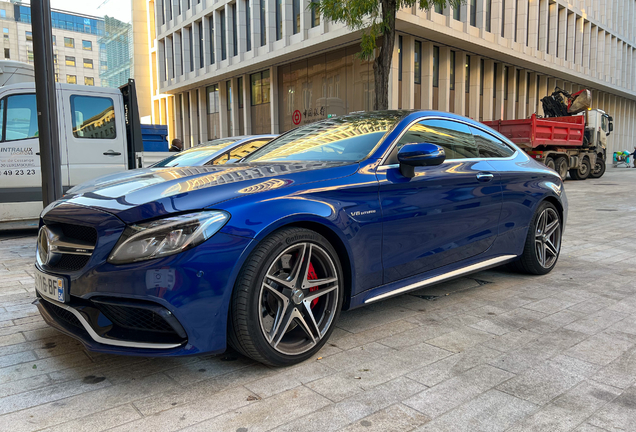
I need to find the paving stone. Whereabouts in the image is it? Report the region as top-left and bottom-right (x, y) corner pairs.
(36, 404), (141, 432)
(339, 403), (430, 432)
(565, 332), (635, 366)
(413, 390), (536, 432)
(587, 385), (636, 431)
(404, 365), (515, 418)
(425, 326), (495, 353)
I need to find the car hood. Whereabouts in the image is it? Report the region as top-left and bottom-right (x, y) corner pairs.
(51, 162), (358, 224)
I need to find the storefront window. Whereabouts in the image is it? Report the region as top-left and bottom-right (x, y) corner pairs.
(251, 70), (270, 105)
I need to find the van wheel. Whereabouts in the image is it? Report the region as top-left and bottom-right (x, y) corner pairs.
(228, 227), (343, 366)
(555, 157), (568, 180)
(590, 156), (606, 178)
(569, 157), (591, 180)
(545, 157), (555, 171)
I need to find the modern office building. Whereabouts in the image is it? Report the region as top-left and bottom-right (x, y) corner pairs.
(9, 2), (103, 86)
(148, 0), (636, 154)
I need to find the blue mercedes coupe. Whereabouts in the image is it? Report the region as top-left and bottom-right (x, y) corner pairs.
(34, 111), (567, 366)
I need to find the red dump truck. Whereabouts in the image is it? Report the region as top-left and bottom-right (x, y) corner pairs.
(483, 88), (614, 180)
(483, 110), (613, 180)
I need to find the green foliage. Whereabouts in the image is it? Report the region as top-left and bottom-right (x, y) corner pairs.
(311, 0), (464, 60)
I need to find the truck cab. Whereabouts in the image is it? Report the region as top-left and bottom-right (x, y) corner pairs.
(0, 82), (135, 224)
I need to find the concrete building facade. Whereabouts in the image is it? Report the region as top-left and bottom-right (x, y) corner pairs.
(149, 0), (636, 154)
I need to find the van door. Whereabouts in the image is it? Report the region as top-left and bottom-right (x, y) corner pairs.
(0, 88), (70, 222)
(61, 88), (127, 186)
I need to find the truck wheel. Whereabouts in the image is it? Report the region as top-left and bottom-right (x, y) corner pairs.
(569, 157), (591, 180)
(510, 201), (562, 275)
(590, 157), (606, 178)
(555, 157), (568, 180)
(545, 157), (556, 171)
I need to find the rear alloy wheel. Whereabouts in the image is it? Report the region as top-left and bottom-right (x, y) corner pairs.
(511, 201), (562, 275)
(554, 157), (569, 180)
(545, 157), (556, 171)
(228, 228), (343, 366)
(589, 156), (606, 178)
(569, 157), (591, 180)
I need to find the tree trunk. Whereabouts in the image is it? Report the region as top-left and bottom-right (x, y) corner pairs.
(373, 0), (397, 110)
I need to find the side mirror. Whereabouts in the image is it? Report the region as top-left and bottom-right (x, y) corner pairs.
(397, 143), (446, 178)
(608, 122), (614, 132)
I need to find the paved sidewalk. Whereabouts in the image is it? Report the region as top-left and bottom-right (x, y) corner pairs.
(2, 169), (636, 432)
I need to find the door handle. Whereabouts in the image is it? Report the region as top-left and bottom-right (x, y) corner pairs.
(103, 150), (122, 156)
(476, 172), (494, 182)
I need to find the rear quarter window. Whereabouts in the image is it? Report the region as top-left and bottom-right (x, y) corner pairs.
(470, 126), (515, 158)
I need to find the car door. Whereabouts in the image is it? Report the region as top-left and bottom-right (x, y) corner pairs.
(377, 118), (503, 284)
(63, 89), (127, 186)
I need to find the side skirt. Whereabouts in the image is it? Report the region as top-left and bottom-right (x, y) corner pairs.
(357, 254), (517, 306)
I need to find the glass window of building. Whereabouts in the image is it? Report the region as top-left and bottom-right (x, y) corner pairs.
(503, 65), (508, 100)
(3, 28), (8, 34)
(207, 84), (220, 113)
(470, 0), (476, 26)
(260, 0), (266, 45)
(66, 56), (75, 67)
(450, 51), (455, 90)
(64, 37), (74, 48)
(220, 10), (227, 60)
(70, 96), (116, 139)
(100, 60), (107, 71)
(453, 5), (460, 20)
(83, 58), (93, 69)
(414, 41), (421, 84)
(486, 0), (492, 32)
(198, 21), (204, 68)
(82, 40), (92, 50)
(311, 0), (320, 27)
(84, 77), (94, 86)
(54, 54), (57, 64)
(231, 3), (237, 57)
(52, 35), (56, 45)
(398, 36), (402, 81)
(26, 31), (32, 41)
(245, 0), (251, 51)
(276, 0), (282, 40)
(226, 80), (232, 111)
(251, 70), (270, 105)
(3, 48), (8, 59)
(188, 26), (194, 71)
(434, 4), (443, 13)
(0, 10), (5, 18)
(67, 75), (76, 84)
(433, 46), (439, 87)
(238, 76), (244, 109)
(4, 94), (38, 141)
(208, 16), (215, 64)
(293, 0), (300, 34)
(27, 50), (34, 63)
(465, 55), (470, 93)
(54, 73), (58, 82)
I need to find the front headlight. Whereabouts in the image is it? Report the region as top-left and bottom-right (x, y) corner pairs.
(108, 211), (229, 264)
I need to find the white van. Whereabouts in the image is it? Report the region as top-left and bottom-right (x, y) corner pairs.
(0, 77), (165, 225)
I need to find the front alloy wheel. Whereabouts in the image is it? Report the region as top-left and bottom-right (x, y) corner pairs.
(229, 228), (343, 366)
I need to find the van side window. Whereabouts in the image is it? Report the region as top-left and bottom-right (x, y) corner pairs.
(469, 126), (515, 158)
(4, 94), (38, 141)
(70, 95), (116, 139)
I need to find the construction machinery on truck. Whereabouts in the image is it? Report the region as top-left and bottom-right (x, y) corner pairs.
(483, 87), (613, 180)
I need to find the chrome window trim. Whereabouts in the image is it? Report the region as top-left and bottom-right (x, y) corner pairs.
(365, 254), (517, 303)
(40, 297), (183, 350)
(378, 115), (519, 166)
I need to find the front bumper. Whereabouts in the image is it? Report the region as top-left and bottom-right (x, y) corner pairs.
(36, 203), (255, 356)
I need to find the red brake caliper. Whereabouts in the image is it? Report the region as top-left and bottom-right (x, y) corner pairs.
(307, 262), (319, 308)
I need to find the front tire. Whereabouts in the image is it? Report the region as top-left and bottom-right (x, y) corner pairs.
(228, 227), (343, 366)
(511, 201), (562, 275)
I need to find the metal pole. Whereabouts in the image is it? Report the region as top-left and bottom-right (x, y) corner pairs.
(31, 0), (62, 207)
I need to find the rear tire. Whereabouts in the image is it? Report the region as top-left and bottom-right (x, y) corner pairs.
(510, 201), (562, 275)
(589, 156), (606, 178)
(228, 227), (343, 367)
(545, 157), (556, 171)
(569, 157), (591, 180)
(554, 157), (568, 180)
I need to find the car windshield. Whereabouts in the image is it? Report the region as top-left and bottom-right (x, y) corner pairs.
(152, 138), (238, 167)
(243, 112), (405, 163)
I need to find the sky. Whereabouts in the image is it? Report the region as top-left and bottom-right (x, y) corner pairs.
(26, 0), (132, 23)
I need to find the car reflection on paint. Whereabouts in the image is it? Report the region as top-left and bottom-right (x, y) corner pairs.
(34, 110), (567, 367)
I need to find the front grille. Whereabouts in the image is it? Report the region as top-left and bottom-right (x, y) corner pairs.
(41, 300), (83, 329)
(97, 304), (178, 334)
(57, 223), (98, 245)
(53, 255), (91, 271)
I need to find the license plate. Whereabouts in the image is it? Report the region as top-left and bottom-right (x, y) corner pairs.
(35, 269), (66, 303)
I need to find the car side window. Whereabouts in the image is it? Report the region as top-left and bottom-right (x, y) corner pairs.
(470, 126), (515, 158)
(70, 95), (116, 139)
(387, 118), (477, 164)
(228, 139), (272, 161)
(4, 94), (38, 141)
